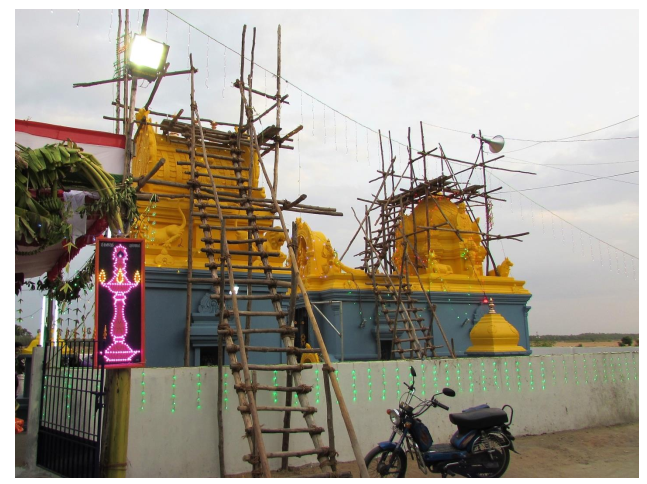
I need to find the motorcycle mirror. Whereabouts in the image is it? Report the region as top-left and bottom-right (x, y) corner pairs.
(410, 367), (417, 378)
(443, 388), (456, 397)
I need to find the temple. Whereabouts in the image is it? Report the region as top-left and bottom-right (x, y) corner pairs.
(130, 110), (531, 366)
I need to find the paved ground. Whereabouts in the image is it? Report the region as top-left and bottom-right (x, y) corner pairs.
(16, 422), (638, 478)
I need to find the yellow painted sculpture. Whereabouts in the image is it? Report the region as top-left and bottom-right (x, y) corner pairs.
(130, 109), (285, 270)
(300, 343), (321, 364)
(21, 331), (41, 354)
(294, 218), (366, 291)
(392, 199), (488, 277)
(466, 298), (527, 354)
(294, 199), (529, 295)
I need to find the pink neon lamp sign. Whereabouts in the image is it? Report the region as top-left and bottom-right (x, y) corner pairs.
(98, 243), (141, 363)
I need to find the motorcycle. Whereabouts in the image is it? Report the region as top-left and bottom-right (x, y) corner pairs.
(365, 366), (517, 478)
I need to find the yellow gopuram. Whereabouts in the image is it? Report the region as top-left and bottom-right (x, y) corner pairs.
(130, 109), (287, 270)
(130, 110), (528, 300)
(293, 206), (529, 296)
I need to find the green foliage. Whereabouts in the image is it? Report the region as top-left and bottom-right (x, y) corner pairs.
(15, 141), (133, 249)
(620, 336), (633, 347)
(24, 255), (95, 305)
(530, 333), (639, 343)
(15, 324), (33, 347)
(530, 339), (556, 347)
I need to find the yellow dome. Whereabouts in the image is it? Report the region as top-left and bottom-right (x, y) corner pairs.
(466, 299), (527, 353)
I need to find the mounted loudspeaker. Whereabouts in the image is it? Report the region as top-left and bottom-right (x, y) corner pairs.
(484, 135), (505, 153)
(472, 134), (505, 154)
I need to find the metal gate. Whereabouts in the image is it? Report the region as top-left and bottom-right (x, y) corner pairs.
(37, 339), (105, 478)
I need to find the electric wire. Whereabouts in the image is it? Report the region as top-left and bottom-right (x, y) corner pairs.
(496, 170), (638, 193)
(500, 157), (639, 167)
(164, 9), (415, 152)
(489, 171), (638, 260)
(493, 156), (639, 186)
(423, 115), (639, 153)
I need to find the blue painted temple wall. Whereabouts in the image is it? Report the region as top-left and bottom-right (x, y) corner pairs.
(144, 268), (532, 367)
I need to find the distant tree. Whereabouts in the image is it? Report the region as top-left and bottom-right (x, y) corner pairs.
(15, 324), (33, 347)
(619, 336), (633, 347)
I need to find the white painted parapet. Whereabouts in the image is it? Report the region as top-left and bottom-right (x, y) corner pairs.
(125, 350), (638, 477)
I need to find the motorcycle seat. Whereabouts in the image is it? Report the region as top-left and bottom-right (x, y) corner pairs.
(449, 408), (508, 432)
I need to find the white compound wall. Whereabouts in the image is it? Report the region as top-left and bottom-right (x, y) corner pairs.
(125, 350), (639, 477)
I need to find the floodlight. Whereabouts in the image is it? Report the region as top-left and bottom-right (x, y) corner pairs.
(127, 34), (169, 81)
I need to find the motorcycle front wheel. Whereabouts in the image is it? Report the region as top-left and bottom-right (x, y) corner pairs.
(365, 446), (408, 478)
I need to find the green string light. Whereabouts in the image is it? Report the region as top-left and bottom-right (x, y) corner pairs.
(381, 367), (387, 401)
(42, 375), (48, 420)
(315, 369), (321, 404)
(529, 361), (534, 390)
(223, 372), (229, 410)
(140, 371), (146, 411)
(171, 374), (177, 413)
(492, 361), (498, 390)
(65, 370), (71, 420)
(367, 368), (372, 401)
(196, 372), (202, 410)
(445, 363), (451, 389)
(540, 360), (546, 390)
(624, 354), (630, 381)
(456, 363), (462, 393)
(273, 370), (279, 404)
(515, 360), (522, 391)
(480, 361), (487, 392)
(593, 357), (599, 383)
(573, 357), (579, 385)
(396, 367), (401, 399)
(468, 362), (474, 393)
(583, 357), (589, 384)
(420, 364), (426, 397)
(603, 357), (608, 384)
(352, 369), (357, 402)
(551, 359), (557, 386)
(562, 359), (568, 385)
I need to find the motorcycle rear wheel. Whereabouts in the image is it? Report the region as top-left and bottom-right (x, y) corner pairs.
(365, 446), (408, 478)
(468, 432), (510, 478)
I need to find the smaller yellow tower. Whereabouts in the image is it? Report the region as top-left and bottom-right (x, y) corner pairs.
(466, 298), (527, 354)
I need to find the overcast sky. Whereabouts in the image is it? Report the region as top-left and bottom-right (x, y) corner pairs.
(12, 7), (640, 337)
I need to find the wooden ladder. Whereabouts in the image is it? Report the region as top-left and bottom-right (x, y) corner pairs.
(179, 49), (363, 477)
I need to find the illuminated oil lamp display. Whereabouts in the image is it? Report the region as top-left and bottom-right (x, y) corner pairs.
(97, 242), (143, 364)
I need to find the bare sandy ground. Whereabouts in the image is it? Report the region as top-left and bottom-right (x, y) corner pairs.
(553, 340), (635, 348)
(17, 422), (637, 478)
(262, 423), (639, 478)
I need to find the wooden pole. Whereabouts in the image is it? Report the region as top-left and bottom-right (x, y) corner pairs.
(273, 25), (282, 193)
(115, 9), (122, 135)
(322, 366), (338, 473)
(217, 221), (226, 478)
(245, 28), (257, 349)
(184, 57), (198, 367)
(101, 369), (131, 478)
(122, 10), (129, 182)
(280, 370), (293, 471)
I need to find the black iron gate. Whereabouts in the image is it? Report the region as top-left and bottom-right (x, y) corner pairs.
(37, 339), (105, 478)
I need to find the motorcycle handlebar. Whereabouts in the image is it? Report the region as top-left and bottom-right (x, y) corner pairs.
(436, 401), (449, 411)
